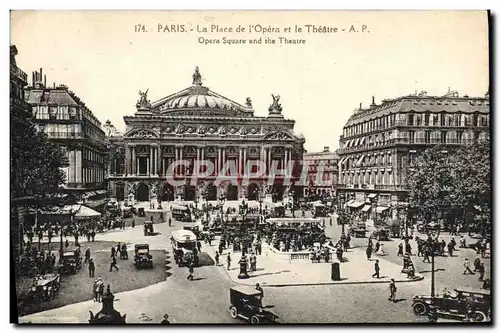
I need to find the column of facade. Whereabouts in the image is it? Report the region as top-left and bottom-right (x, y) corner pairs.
(243, 147), (247, 176)
(267, 146), (272, 172)
(238, 147), (243, 176)
(156, 145), (161, 177)
(179, 146), (184, 176)
(131, 144), (136, 175)
(217, 147), (221, 175)
(196, 146), (201, 175)
(261, 146), (266, 175)
(284, 147), (289, 176)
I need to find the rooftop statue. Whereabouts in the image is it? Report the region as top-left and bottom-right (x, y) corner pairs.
(137, 89), (151, 109)
(192, 66), (203, 86)
(269, 94), (283, 112)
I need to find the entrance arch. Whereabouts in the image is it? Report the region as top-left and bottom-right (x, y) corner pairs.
(136, 183), (150, 202)
(161, 183), (175, 202)
(184, 185), (196, 201)
(272, 183), (284, 202)
(227, 185), (238, 201)
(247, 183), (260, 201)
(205, 183), (217, 201)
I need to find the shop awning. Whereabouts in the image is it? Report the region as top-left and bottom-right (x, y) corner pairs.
(354, 138), (360, 146)
(340, 157), (347, 165)
(39, 204), (101, 220)
(361, 205), (372, 212)
(376, 206), (390, 213)
(347, 201), (365, 209)
(360, 137), (366, 145)
(367, 193), (378, 199)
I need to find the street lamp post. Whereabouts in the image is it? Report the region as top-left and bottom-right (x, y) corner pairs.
(428, 231), (439, 323)
(338, 194), (345, 234)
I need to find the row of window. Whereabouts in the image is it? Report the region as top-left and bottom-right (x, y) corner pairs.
(341, 170), (396, 186)
(344, 112), (489, 138)
(407, 113), (488, 127)
(34, 105), (79, 121)
(83, 147), (105, 164)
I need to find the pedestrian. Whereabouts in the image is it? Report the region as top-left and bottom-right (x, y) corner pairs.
(109, 255), (119, 272)
(366, 245), (373, 260)
(227, 253), (232, 270)
(459, 236), (466, 248)
(161, 313), (170, 324)
(116, 243), (121, 258)
(397, 243), (404, 256)
(111, 246), (116, 259)
(215, 251), (220, 266)
(187, 262), (194, 280)
(329, 217), (332, 226)
(478, 263), (485, 281)
(255, 283), (264, 307)
(85, 247), (91, 263)
(473, 257), (481, 272)
(88, 258), (95, 277)
(463, 258), (474, 275)
(65, 239), (69, 248)
(196, 240), (202, 253)
(375, 241), (380, 253)
(131, 218), (135, 228)
(372, 259), (380, 278)
(388, 278), (397, 302)
(447, 242), (454, 257)
(168, 217), (172, 227)
(218, 242), (224, 255)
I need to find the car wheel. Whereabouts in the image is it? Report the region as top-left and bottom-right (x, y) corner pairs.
(229, 306), (238, 319)
(412, 302), (428, 316)
(250, 315), (260, 324)
(473, 311), (487, 322)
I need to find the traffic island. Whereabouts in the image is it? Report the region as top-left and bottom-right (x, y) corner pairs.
(207, 240), (424, 287)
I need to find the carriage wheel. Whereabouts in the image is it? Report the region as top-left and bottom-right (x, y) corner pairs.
(412, 302), (428, 315)
(250, 315), (260, 324)
(473, 311), (487, 322)
(229, 306), (238, 318)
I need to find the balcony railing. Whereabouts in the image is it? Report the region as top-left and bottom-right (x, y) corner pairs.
(338, 183), (406, 191)
(45, 132), (84, 139)
(10, 64), (28, 82)
(338, 137), (483, 154)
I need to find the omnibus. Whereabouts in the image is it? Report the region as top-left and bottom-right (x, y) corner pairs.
(171, 205), (192, 222)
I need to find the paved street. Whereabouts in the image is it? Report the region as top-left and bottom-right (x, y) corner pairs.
(18, 207), (490, 324)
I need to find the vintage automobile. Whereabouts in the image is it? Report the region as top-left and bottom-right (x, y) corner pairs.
(27, 273), (61, 302)
(143, 221), (154, 236)
(412, 288), (490, 322)
(58, 251), (82, 274)
(171, 229), (199, 267)
(229, 286), (278, 324)
(134, 244), (153, 269)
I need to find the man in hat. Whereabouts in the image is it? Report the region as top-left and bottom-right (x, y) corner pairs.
(88, 258), (95, 277)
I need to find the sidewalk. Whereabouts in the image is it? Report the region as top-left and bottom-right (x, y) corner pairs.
(204, 238), (423, 287)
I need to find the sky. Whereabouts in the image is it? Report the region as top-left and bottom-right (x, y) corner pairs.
(10, 10), (489, 152)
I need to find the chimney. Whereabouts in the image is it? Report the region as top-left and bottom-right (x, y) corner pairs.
(323, 146), (330, 153)
(359, 103), (362, 110)
(44, 75), (46, 87)
(370, 96), (376, 107)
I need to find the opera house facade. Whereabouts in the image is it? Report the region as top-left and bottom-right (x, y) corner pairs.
(105, 67), (306, 203)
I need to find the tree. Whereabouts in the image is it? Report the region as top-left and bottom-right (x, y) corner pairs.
(11, 113), (66, 199)
(406, 140), (491, 231)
